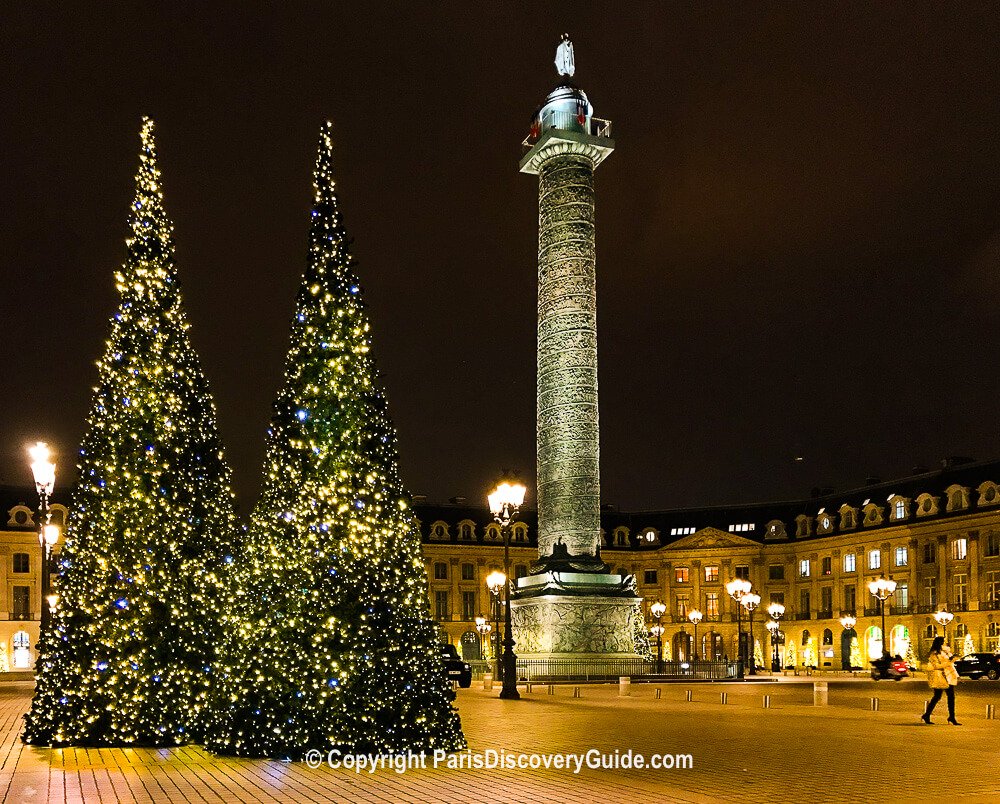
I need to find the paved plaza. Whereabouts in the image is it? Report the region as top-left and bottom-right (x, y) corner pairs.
(0, 678), (997, 803)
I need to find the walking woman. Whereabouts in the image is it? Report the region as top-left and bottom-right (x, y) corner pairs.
(922, 636), (960, 725)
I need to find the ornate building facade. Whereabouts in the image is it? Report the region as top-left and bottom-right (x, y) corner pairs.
(417, 458), (1000, 669)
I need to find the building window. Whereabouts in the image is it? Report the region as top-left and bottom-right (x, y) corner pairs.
(675, 567), (689, 584)
(675, 595), (690, 618)
(799, 589), (811, 615)
(843, 585), (856, 613)
(894, 499), (906, 520)
(952, 538), (967, 561)
(987, 622), (1000, 652)
(768, 564), (785, 581)
(728, 523), (755, 533)
(986, 571), (1000, 604)
(820, 587), (832, 613)
(12, 553), (29, 574)
(799, 559), (810, 578)
(843, 553), (856, 573)
(458, 522), (474, 541)
(894, 546), (908, 567)
(434, 591), (450, 621)
(11, 631), (30, 669)
(923, 542), (936, 564)
(461, 591), (476, 621)
(735, 565), (750, 580)
(461, 562), (475, 581)
(985, 531), (1000, 557)
(821, 556), (832, 576)
(770, 591), (785, 605)
(954, 574), (967, 608)
(704, 565), (719, 582)
(705, 593), (719, 618)
(954, 622), (968, 640)
(924, 577), (937, 608)
(433, 562), (448, 580)
(514, 564), (528, 579)
(822, 628), (833, 645)
(867, 549), (881, 571)
(669, 526), (695, 536)
(925, 624), (937, 640)
(897, 582), (908, 611)
(12, 586), (31, 620)
(643, 570), (658, 586)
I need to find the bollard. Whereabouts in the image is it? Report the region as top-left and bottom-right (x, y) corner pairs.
(548, 684), (555, 695)
(813, 681), (828, 707)
(720, 692), (728, 705)
(619, 676), (631, 697)
(871, 697), (880, 712)
(483, 673), (493, 691)
(685, 689), (693, 702)
(573, 686), (581, 698)
(763, 694), (771, 709)
(988, 704), (996, 720)
(525, 683), (532, 694)
(655, 687), (662, 700)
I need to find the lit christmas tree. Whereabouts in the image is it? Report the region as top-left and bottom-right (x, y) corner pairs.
(206, 123), (464, 757)
(963, 632), (975, 656)
(850, 636), (863, 669)
(24, 118), (239, 746)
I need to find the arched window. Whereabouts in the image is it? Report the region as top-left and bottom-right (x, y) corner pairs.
(457, 520), (475, 541)
(430, 521), (450, 541)
(512, 522), (529, 543)
(822, 628), (833, 646)
(977, 481), (1000, 506)
(613, 526), (629, 546)
(485, 523), (502, 542)
(801, 629), (811, 647)
(12, 631), (30, 669)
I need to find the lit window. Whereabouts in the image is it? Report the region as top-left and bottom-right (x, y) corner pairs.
(728, 523), (755, 533)
(799, 559), (810, 578)
(867, 549), (881, 570)
(894, 499), (906, 520)
(675, 567), (689, 583)
(843, 553), (856, 573)
(952, 538), (967, 561)
(704, 565), (719, 582)
(705, 593), (719, 617)
(894, 546), (908, 567)
(821, 556), (832, 575)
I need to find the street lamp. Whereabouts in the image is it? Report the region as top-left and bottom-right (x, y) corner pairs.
(488, 480), (527, 700)
(741, 592), (761, 675)
(486, 571), (505, 681)
(28, 442), (57, 632)
(688, 608), (703, 662)
(840, 614), (857, 670)
(726, 577), (752, 672)
(475, 614), (492, 666)
(867, 575), (897, 658)
(650, 600), (666, 672)
(767, 602), (785, 672)
(765, 619), (779, 672)
(933, 609), (954, 643)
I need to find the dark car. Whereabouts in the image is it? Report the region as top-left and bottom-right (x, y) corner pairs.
(870, 655), (909, 681)
(442, 643), (472, 688)
(954, 653), (1000, 680)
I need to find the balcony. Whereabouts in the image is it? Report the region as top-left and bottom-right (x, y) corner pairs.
(522, 113), (613, 149)
(792, 612), (811, 621)
(981, 600), (1000, 611)
(864, 608), (881, 617)
(816, 610), (833, 620)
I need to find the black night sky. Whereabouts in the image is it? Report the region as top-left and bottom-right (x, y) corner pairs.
(3, 5), (1000, 514)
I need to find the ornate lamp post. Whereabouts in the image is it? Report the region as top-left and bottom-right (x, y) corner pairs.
(650, 600), (666, 672)
(726, 577), (752, 672)
(767, 602), (785, 671)
(933, 609), (954, 644)
(475, 614), (492, 664)
(688, 608), (703, 662)
(486, 571), (505, 681)
(488, 480), (527, 700)
(28, 442), (57, 632)
(741, 592), (761, 675)
(867, 575), (897, 658)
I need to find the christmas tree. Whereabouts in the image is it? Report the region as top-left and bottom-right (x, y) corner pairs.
(23, 118), (238, 746)
(963, 632), (975, 656)
(206, 123), (464, 757)
(850, 636), (863, 669)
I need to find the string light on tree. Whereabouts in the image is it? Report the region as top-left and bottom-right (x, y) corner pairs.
(24, 118), (239, 746)
(205, 123), (465, 757)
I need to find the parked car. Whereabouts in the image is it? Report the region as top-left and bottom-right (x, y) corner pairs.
(442, 643), (473, 688)
(870, 655), (909, 681)
(954, 653), (1000, 680)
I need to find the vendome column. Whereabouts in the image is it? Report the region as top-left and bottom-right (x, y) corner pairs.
(511, 36), (643, 664)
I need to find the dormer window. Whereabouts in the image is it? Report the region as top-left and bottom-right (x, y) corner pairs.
(816, 513), (833, 534)
(613, 526), (629, 546)
(430, 521), (450, 541)
(862, 503), (884, 527)
(945, 485), (970, 512)
(839, 505), (858, 531)
(458, 520), (475, 541)
(887, 495), (909, 522)
(795, 515), (813, 538)
(915, 493), (939, 517)
(977, 481), (999, 507)
(512, 522), (529, 543)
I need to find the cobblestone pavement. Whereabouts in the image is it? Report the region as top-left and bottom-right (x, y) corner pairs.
(0, 679), (997, 803)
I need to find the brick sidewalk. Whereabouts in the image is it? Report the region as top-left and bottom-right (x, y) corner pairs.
(0, 680), (997, 803)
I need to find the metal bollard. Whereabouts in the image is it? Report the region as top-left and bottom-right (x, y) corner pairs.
(547, 684), (555, 695)
(813, 681), (828, 707)
(483, 673), (493, 691)
(685, 689), (693, 702)
(720, 692), (728, 705)
(655, 687), (662, 700)
(619, 676), (631, 697)
(573, 686), (581, 698)
(871, 697), (880, 712)
(763, 695), (771, 709)
(987, 704), (996, 720)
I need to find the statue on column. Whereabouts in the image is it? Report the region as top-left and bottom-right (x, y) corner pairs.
(555, 33), (575, 77)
